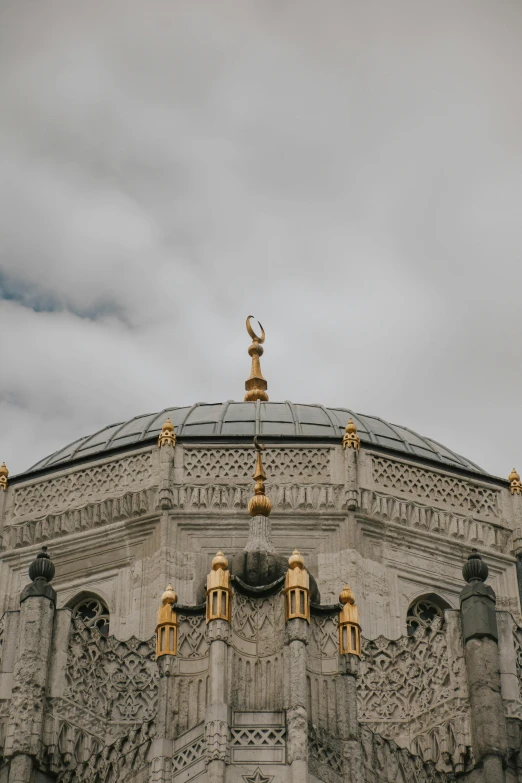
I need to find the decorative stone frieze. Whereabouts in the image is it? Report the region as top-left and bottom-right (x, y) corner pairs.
(12, 452), (153, 519)
(184, 447), (331, 482)
(1, 488), (155, 551)
(359, 488), (508, 551)
(371, 456), (500, 518)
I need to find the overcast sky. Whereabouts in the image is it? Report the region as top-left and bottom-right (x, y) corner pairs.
(1, 1), (521, 478)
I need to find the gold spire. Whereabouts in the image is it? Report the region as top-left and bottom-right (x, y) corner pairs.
(158, 418), (176, 448)
(247, 437), (272, 517)
(338, 583), (361, 656)
(509, 468), (522, 496)
(0, 463), (8, 492)
(244, 316), (268, 402)
(342, 418), (360, 451)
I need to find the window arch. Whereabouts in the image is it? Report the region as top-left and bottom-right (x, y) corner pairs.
(70, 593), (110, 636)
(406, 593), (450, 637)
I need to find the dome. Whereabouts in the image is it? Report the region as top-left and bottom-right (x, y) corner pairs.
(23, 401), (485, 477)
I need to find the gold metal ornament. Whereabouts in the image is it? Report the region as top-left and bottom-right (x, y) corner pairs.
(206, 550), (232, 623)
(156, 584), (178, 658)
(0, 463), (7, 492)
(244, 316), (268, 402)
(284, 549), (310, 622)
(158, 418), (176, 448)
(247, 437), (272, 517)
(338, 584), (361, 656)
(509, 468), (522, 496)
(342, 419), (360, 451)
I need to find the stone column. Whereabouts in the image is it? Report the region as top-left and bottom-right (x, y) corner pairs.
(460, 550), (508, 783)
(205, 551), (231, 783)
(206, 619), (230, 783)
(338, 654), (363, 783)
(283, 550), (311, 783)
(284, 617), (308, 783)
(5, 548), (56, 783)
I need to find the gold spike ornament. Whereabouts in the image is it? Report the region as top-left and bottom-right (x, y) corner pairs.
(206, 551), (232, 623)
(244, 316), (268, 402)
(156, 584), (178, 658)
(158, 418), (176, 448)
(338, 584), (361, 656)
(247, 437), (272, 517)
(284, 549), (310, 622)
(509, 468), (522, 496)
(342, 419), (360, 451)
(0, 463), (8, 492)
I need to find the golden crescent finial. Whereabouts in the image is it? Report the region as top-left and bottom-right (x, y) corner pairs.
(244, 316), (268, 402)
(253, 436), (265, 452)
(246, 315), (265, 344)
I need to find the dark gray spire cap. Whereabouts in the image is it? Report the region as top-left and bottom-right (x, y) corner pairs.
(462, 549), (488, 583)
(21, 546), (56, 605)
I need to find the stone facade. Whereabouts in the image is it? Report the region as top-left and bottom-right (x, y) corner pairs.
(0, 421), (521, 781)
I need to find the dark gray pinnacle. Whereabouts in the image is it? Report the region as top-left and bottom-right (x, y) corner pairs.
(28, 546), (55, 583)
(462, 548), (489, 584)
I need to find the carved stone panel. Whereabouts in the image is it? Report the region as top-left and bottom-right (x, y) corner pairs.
(13, 453), (153, 519)
(184, 447), (331, 483)
(371, 456), (500, 519)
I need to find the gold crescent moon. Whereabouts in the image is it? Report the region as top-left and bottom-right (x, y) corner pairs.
(246, 315), (265, 343)
(253, 436), (265, 452)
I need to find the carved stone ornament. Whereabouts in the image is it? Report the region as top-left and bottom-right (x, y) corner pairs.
(242, 768), (275, 783)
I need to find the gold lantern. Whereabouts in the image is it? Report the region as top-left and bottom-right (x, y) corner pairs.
(338, 584), (361, 656)
(156, 584), (178, 658)
(206, 551), (232, 623)
(284, 549), (310, 623)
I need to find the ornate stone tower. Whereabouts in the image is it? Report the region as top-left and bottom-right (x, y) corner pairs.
(0, 319), (521, 782)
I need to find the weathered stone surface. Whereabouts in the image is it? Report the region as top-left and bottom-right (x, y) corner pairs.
(464, 636), (508, 765)
(4, 595), (54, 760)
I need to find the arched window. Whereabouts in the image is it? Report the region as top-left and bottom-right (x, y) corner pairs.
(71, 595), (110, 636)
(406, 593), (450, 637)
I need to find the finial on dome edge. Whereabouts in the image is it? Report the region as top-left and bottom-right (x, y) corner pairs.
(158, 418), (176, 448)
(509, 468), (522, 496)
(244, 316), (268, 402)
(0, 462), (8, 491)
(247, 437), (272, 517)
(343, 419), (360, 451)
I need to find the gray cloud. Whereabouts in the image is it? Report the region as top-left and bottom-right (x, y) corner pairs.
(1, 0), (522, 477)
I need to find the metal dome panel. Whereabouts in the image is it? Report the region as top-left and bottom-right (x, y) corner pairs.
(24, 401), (485, 476)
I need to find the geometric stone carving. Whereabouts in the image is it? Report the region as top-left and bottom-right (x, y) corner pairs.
(372, 456), (500, 518)
(361, 725), (454, 783)
(242, 769), (275, 783)
(359, 489), (508, 551)
(230, 727), (285, 746)
(172, 733), (206, 773)
(358, 620), (470, 774)
(184, 447), (331, 482)
(230, 593), (285, 712)
(230, 713), (286, 765)
(308, 725), (343, 780)
(13, 452), (153, 519)
(62, 617), (158, 731)
(53, 718), (154, 782)
(177, 614), (209, 659)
